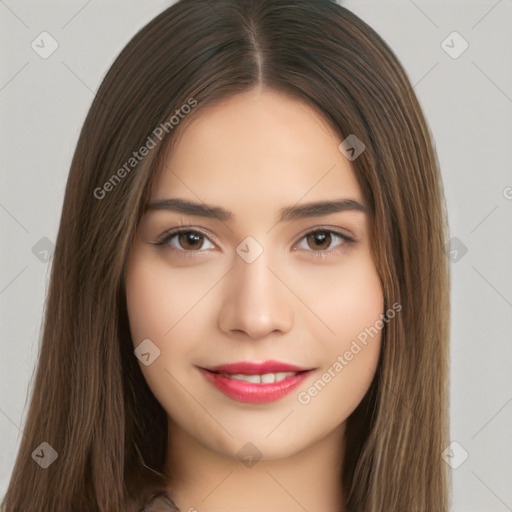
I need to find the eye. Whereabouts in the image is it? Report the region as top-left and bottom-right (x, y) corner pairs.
(153, 227), (215, 252)
(152, 226), (355, 258)
(293, 228), (355, 258)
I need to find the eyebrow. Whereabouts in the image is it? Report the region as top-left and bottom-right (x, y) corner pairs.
(145, 197), (368, 223)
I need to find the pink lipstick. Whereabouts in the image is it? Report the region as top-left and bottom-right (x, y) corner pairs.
(199, 360), (314, 403)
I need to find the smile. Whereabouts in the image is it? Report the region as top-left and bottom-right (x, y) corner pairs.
(218, 371), (296, 383)
(198, 360), (315, 403)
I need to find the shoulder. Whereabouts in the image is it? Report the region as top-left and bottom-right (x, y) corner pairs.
(140, 492), (180, 512)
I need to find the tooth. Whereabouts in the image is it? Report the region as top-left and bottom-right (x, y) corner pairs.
(228, 373), (248, 381)
(224, 373), (262, 383)
(244, 374), (262, 383)
(219, 372), (298, 383)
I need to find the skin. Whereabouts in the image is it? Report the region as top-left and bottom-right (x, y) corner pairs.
(124, 87), (384, 512)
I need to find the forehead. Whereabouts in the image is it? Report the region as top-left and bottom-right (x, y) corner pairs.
(151, 88), (363, 210)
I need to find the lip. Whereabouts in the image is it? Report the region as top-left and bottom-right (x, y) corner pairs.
(198, 360), (315, 404)
(207, 360), (309, 375)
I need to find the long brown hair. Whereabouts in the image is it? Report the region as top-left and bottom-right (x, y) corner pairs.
(2, 1), (450, 510)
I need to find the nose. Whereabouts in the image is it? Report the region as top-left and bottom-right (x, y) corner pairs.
(217, 249), (294, 339)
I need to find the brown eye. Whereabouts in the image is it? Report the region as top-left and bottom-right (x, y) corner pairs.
(305, 231), (332, 251)
(177, 231), (204, 250)
(156, 229), (215, 251)
(294, 228), (355, 257)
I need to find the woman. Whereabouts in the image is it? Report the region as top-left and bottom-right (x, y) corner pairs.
(2, 0), (451, 511)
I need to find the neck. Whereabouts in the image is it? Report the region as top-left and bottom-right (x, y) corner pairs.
(164, 418), (347, 512)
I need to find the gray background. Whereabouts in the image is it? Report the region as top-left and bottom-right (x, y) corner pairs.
(1, 1), (511, 510)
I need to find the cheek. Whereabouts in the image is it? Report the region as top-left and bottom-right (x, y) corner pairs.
(125, 267), (169, 343)
(292, 253), (383, 410)
(295, 251), (384, 343)
(124, 249), (220, 393)
(330, 257), (384, 382)
(335, 262), (384, 341)
(125, 252), (211, 343)
(124, 252), (197, 404)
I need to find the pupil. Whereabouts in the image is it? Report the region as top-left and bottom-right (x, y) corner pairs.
(310, 231), (330, 250)
(181, 232), (201, 249)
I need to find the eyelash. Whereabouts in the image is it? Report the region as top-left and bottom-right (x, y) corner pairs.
(152, 225), (355, 260)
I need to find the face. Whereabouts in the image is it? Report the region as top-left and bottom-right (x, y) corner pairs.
(124, 88), (384, 462)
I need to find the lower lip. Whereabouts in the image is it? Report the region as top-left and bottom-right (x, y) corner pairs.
(199, 368), (312, 403)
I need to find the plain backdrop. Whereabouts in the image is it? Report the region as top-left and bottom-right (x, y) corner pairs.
(1, 1), (511, 510)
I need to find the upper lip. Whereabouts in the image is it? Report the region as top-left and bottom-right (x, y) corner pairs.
(204, 360), (312, 375)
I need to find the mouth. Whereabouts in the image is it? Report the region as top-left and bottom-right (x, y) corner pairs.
(198, 360), (315, 403)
